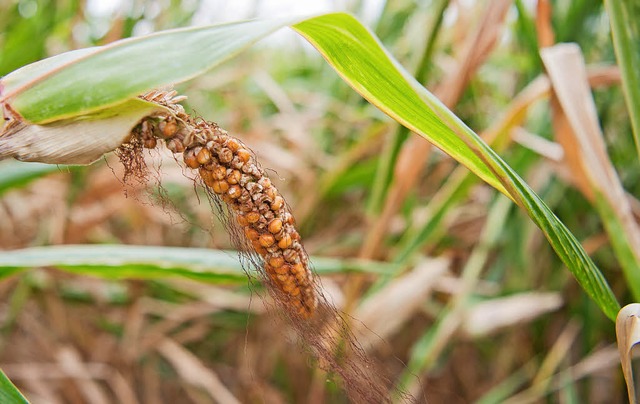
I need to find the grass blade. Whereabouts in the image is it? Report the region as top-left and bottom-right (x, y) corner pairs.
(0, 245), (400, 282)
(0, 369), (29, 404)
(604, 0), (640, 159)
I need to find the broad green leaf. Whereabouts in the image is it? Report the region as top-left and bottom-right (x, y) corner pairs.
(291, 13), (619, 320)
(0, 245), (399, 282)
(0, 369), (29, 404)
(293, 13), (507, 197)
(604, 0), (640, 160)
(1, 19), (294, 123)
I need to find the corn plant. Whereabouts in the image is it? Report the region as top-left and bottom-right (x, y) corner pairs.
(0, 3), (639, 402)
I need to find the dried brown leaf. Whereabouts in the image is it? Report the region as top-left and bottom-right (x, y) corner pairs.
(462, 292), (563, 337)
(616, 303), (640, 404)
(354, 257), (448, 350)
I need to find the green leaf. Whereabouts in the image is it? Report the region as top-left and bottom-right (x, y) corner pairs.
(604, 0), (640, 159)
(2, 19), (294, 123)
(291, 13), (619, 320)
(0, 245), (399, 282)
(0, 369), (29, 404)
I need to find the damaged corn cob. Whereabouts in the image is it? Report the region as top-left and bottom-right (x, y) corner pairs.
(130, 90), (318, 317)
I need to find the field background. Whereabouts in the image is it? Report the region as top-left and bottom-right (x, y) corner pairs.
(0, 0), (636, 403)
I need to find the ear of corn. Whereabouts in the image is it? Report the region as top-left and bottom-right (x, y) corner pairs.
(128, 89), (318, 318)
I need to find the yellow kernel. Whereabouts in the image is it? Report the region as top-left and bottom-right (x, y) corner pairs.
(196, 147), (212, 165)
(266, 187), (278, 200)
(278, 233), (293, 249)
(259, 234), (275, 248)
(268, 218), (283, 234)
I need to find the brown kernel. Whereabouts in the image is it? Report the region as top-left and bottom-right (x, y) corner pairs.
(160, 120), (178, 137)
(199, 168), (215, 187)
(274, 264), (289, 275)
(244, 227), (259, 241)
(268, 218), (283, 234)
(211, 165), (227, 180)
(211, 180), (229, 194)
(259, 234), (275, 247)
(237, 148), (251, 163)
(271, 196), (284, 211)
(166, 138), (185, 153)
(246, 211), (261, 224)
(266, 187), (278, 200)
(196, 147), (212, 165)
(278, 233), (293, 249)
(290, 287), (301, 297)
(237, 214), (249, 227)
(291, 263), (304, 274)
(283, 248), (298, 263)
(143, 137), (157, 149)
(219, 148), (233, 163)
(227, 170), (241, 185)
(282, 282), (296, 293)
(226, 138), (240, 152)
(228, 185), (241, 199)
(184, 148), (201, 168)
(276, 274), (289, 283)
(269, 256), (285, 268)
(252, 241), (267, 255)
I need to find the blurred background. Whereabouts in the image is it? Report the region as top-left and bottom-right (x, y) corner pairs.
(0, 0), (636, 402)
